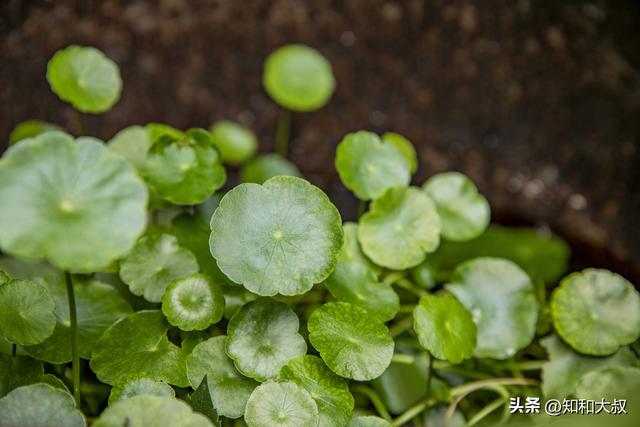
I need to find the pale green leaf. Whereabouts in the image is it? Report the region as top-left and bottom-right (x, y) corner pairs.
(162, 274), (225, 331)
(0, 383), (85, 427)
(244, 381), (319, 427)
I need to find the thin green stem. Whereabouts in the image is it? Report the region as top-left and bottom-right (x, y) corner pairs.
(383, 271), (405, 286)
(11, 343), (16, 357)
(432, 361), (492, 380)
(509, 360), (546, 371)
(391, 398), (436, 427)
(64, 271), (81, 407)
(74, 110), (85, 136)
(399, 304), (416, 314)
(391, 353), (415, 364)
(351, 385), (392, 421)
(275, 109), (292, 157)
(394, 278), (428, 298)
(389, 316), (413, 338)
(464, 397), (506, 427)
(425, 352), (434, 398)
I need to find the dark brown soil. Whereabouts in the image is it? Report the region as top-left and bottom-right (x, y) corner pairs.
(1, 0), (639, 282)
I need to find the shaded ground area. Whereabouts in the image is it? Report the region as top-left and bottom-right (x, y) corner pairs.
(1, 0), (639, 281)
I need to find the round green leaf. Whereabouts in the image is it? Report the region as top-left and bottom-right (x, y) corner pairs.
(0, 383), (85, 427)
(25, 276), (132, 363)
(120, 233), (199, 303)
(94, 395), (213, 427)
(308, 302), (394, 381)
(108, 376), (175, 405)
(423, 172), (490, 242)
(9, 120), (61, 145)
(210, 120), (258, 165)
(338, 222), (381, 275)
(348, 416), (391, 427)
(240, 153), (301, 184)
(226, 299), (306, 381)
(107, 125), (152, 170)
(575, 366), (640, 400)
(263, 44), (335, 112)
(162, 273), (225, 331)
(325, 261), (399, 322)
(445, 258), (538, 359)
(359, 187), (441, 270)
(551, 269), (640, 356)
(47, 45), (122, 113)
(540, 334), (639, 399)
(244, 381), (319, 427)
(0, 354), (44, 398)
(335, 131), (411, 200)
(210, 176), (343, 296)
(143, 128), (226, 205)
(280, 355), (354, 427)
(0, 279), (56, 346)
(0, 131), (148, 272)
(90, 310), (189, 386)
(382, 132), (417, 174)
(413, 294), (476, 363)
(186, 336), (258, 418)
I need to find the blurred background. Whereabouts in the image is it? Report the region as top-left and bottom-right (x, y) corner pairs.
(1, 0), (639, 282)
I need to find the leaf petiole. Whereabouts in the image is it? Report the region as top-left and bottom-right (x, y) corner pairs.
(275, 109), (292, 157)
(64, 271), (81, 407)
(351, 385), (392, 422)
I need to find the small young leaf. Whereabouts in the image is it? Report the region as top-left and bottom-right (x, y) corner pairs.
(423, 172), (490, 242)
(337, 222), (381, 275)
(94, 395), (213, 427)
(108, 376), (175, 405)
(119, 233), (199, 303)
(445, 257), (537, 359)
(9, 120), (61, 145)
(162, 274), (225, 331)
(347, 416), (391, 427)
(0, 131), (148, 272)
(335, 131), (411, 200)
(186, 336), (257, 418)
(574, 366), (640, 400)
(0, 279), (56, 346)
(90, 310), (189, 387)
(47, 45), (122, 113)
(540, 334), (639, 399)
(143, 128), (226, 205)
(359, 187), (441, 270)
(381, 132), (417, 174)
(280, 355), (355, 427)
(550, 269), (640, 356)
(0, 383), (85, 427)
(308, 302), (394, 381)
(244, 381), (319, 427)
(186, 376), (221, 425)
(210, 120), (258, 165)
(0, 354), (44, 398)
(240, 153), (301, 184)
(25, 277), (132, 363)
(210, 176), (343, 296)
(226, 299), (306, 382)
(413, 294), (476, 363)
(107, 125), (152, 170)
(263, 44), (335, 112)
(325, 261), (399, 322)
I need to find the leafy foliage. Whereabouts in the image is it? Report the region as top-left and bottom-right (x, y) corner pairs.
(210, 120), (258, 165)
(0, 383), (85, 427)
(108, 376), (175, 405)
(244, 381), (319, 427)
(240, 153), (301, 184)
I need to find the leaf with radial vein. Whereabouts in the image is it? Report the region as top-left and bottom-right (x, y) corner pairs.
(162, 274), (225, 331)
(187, 336), (258, 419)
(25, 277), (132, 363)
(280, 355), (354, 427)
(210, 176), (343, 296)
(0, 354), (44, 398)
(540, 334), (639, 399)
(143, 128), (226, 205)
(335, 131), (411, 200)
(108, 376), (175, 405)
(120, 233), (199, 303)
(0, 132), (148, 272)
(551, 268), (640, 356)
(382, 132), (417, 173)
(359, 187), (441, 270)
(244, 381), (319, 427)
(240, 154), (301, 184)
(413, 294), (476, 363)
(308, 302), (394, 381)
(0, 383), (86, 427)
(0, 278), (56, 346)
(94, 395), (213, 427)
(575, 366), (640, 401)
(445, 258), (537, 359)
(90, 310), (189, 387)
(325, 261), (399, 322)
(226, 299), (307, 381)
(423, 172), (490, 242)
(47, 45), (122, 113)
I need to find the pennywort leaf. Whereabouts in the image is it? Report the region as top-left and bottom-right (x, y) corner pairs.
(0, 383), (85, 427)
(210, 176), (343, 296)
(0, 354), (44, 398)
(347, 416), (392, 427)
(308, 302), (394, 381)
(108, 376), (175, 405)
(240, 153), (301, 184)
(210, 120), (258, 166)
(107, 125), (152, 170)
(244, 381), (319, 427)
(162, 274), (224, 331)
(381, 132), (417, 174)
(9, 120), (61, 146)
